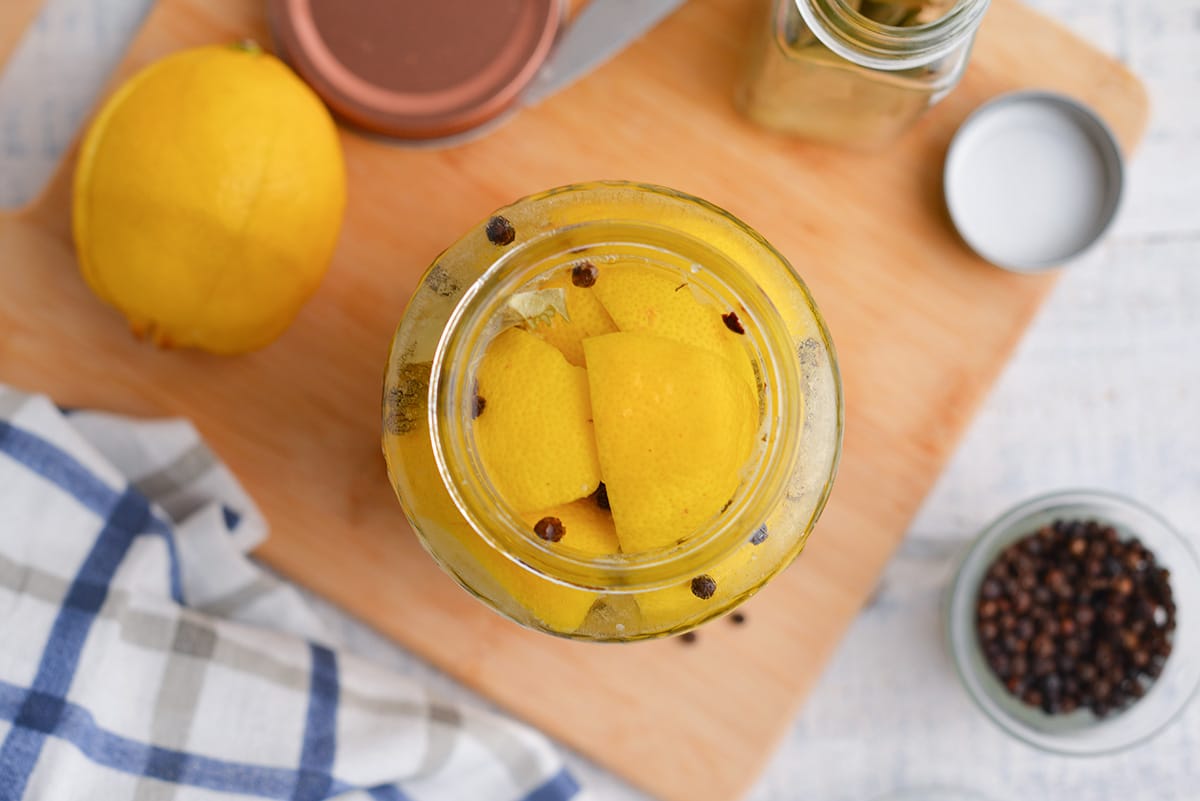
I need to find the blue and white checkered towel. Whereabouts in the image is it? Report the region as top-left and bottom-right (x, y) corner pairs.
(0, 384), (581, 801)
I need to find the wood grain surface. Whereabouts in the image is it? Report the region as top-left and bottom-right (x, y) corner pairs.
(0, 2), (41, 73)
(0, 1), (1147, 799)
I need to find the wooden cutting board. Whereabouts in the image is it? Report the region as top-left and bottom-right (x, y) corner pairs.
(0, 1), (1146, 799)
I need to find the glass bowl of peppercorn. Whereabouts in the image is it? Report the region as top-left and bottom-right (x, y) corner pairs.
(946, 489), (1200, 755)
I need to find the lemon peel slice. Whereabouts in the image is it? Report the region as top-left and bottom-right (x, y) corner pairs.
(634, 535), (768, 630)
(526, 271), (618, 366)
(522, 498), (620, 557)
(385, 417), (605, 633)
(583, 331), (758, 553)
(590, 264), (757, 396)
(475, 328), (601, 511)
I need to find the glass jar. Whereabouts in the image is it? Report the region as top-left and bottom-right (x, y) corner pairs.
(736, 0), (991, 149)
(382, 182), (842, 641)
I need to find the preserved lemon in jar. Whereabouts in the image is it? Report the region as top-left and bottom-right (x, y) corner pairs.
(382, 182), (842, 640)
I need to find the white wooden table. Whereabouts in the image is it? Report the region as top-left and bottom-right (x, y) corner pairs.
(2, 1), (1197, 799)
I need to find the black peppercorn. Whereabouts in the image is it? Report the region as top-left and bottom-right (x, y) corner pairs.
(485, 215), (516, 246)
(571, 261), (599, 288)
(976, 517), (1176, 718)
(691, 574), (717, 600)
(721, 311), (745, 335)
(592, 482), (610, 511)
(533, 516), (565, 542)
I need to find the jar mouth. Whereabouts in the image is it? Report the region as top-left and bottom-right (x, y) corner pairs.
(796, 0), (991, 70)
(427, 182), (820, 593)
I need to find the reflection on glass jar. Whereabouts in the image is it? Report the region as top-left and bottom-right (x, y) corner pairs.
(737, 0), (991, 149)
(382, 182), (842, 641)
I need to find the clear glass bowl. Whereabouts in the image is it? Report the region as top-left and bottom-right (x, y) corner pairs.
(945, 489), (1200, 755)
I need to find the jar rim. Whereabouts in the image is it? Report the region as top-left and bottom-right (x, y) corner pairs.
(795, 0), (992, 70)
(427, 181), (839, 593)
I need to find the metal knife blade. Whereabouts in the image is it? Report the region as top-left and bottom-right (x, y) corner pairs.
(523, 0), (689, 106)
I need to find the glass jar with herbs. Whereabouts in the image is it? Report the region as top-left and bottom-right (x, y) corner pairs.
(737, 0), (991, 149)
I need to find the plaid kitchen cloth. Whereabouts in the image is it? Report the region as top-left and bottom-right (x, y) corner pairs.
(0, 384), (581, 801)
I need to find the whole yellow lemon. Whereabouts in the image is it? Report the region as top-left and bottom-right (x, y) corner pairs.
(73, 43), (346, 354)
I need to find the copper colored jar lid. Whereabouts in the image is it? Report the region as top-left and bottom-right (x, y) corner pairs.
(268, 0), (562, 141)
